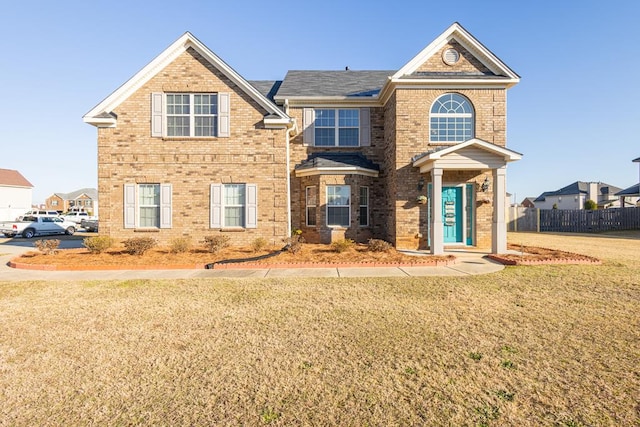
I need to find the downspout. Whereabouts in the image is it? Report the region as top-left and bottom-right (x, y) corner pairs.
(283, 99), (297, 238)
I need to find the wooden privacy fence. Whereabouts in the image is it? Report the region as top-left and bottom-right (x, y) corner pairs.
(507, 207), (640, 233)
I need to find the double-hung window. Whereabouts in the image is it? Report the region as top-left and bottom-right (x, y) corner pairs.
(327, 185), (350, 227)
(210, 183), (258, 229)
(166, 93), (217, 137)
(314, 109), (359, 147)
(359, 186), (369, 227)
(306, 186), (317, 226)
(152, 92), (230, 138)
(124, 183), (172, 229)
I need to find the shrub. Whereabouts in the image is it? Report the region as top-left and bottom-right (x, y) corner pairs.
(250, 237), (268, 253)
(83, 236), (114, 254)
(584, 199), (597, 210)
(282, 234), (304, 255)
(331, 238), (354, 253)
(367, 238), (392, 252)
(122, 237), (157, 255)
(203, 235), (230, 253)
(169, 237), (192, 254)
(34, 239), (60, 255)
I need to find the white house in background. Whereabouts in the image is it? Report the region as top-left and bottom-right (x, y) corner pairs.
(534, 181), (624, 210)
(615, 156), (640, 206)
(0, 168), (33, 221)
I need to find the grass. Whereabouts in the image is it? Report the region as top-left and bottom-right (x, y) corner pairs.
(0, 231), (639, 425)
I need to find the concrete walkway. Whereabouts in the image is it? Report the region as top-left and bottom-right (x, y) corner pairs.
(0, 239), (506, 282)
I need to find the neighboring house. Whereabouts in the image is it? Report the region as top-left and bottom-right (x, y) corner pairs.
(534, 181), (624, 210)
(45, 188), (98, 216)
(615, 156), (640, 207)
(520, 197), (536, 208)
(83, 22), (521, 254)
(0, 168), (33, 222)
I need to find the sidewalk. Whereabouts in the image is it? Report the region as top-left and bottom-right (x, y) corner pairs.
(0, 241), (506, 281)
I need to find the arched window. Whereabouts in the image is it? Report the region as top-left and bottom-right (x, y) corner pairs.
(430, 93), (474, 142)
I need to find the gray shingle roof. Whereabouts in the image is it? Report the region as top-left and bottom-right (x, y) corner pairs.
(615, 184), (640, 196)
(295, 153), (380, 172)
(535, 181), (624, 202)
(275, 70), (394, 98)
(248, 80), (282, 102)
(54, 188), (98, 200)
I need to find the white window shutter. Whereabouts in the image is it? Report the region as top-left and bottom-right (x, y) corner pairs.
(303, 108), (315, 146)
(360, 108), (371, 147)
(246, 184), (258, 229)
(151, 93), (164, 137)
(159, 184), (172, 229)
(124, 184), (136, 229)
(218, 93), (230, 137)
(210, 184), (222, 228)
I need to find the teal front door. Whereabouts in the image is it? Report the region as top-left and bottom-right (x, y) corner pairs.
(442, 187), (463, 243)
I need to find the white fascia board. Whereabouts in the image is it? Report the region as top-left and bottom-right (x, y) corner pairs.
(84, 32), (289, 124)
(82, 116), (117, 128)
(295, 167), (379, 178)
(390, 80), (518, 88)
(413, 139), (522, 169)
(263, 117), (291, 129)
(279, 97), (381, 107)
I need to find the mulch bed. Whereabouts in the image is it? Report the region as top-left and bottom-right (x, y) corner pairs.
(487, 244), (601, 266)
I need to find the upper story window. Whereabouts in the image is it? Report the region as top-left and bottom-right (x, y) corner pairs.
(429, 93), (474, 143)
(315, 109), (359, 147)
(151, 92), (230, 138)
(303, 108), (370, 147)
(166, 93), (218, 137)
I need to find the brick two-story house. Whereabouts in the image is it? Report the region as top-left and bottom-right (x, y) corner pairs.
(84, 22), (521, 254)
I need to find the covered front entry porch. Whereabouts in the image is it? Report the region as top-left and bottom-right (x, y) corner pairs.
(412, 139), (522, 255)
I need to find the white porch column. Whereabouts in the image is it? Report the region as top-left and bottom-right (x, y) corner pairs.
(492, 166), (507, 254)
(430, 168), (444, 255)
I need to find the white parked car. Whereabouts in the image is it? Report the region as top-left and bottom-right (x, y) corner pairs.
(16, 210), (60, 221)
(61, 211), (97, 224)
(1, 216), (77, 239)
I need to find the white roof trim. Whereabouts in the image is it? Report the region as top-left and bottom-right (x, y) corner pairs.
(412, 138), (522, 169)
(83, 32), (289, 124)
(391, 22), (520, 81)
(295, 166), (379, 178)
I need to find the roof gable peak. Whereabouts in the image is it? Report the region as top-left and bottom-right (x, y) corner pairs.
(84, 32), (288, 125)
(392, 22), (519, 83)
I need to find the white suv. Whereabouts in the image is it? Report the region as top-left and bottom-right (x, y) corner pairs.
(16, 210), (60, 221)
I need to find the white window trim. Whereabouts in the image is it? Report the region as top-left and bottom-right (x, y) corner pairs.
(326, 185), (351, 228)
(314, 108), (359, 147)
(124, 183), (172, 229)
(210, 183), (257, 229)
(166, 93), (217, 137)
(359, 186), (369, 227)
(305, 186), (317, 227)
(152, 92), (229, 138)
(429, 93), (474, 143)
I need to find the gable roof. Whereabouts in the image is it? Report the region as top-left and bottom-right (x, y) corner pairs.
(275, 70), (393, 101)
(615, 184), (640, 197)
(0, 169), (33, 188)
(392, 22), (520, 82)
(84, 32), (289, 127)
(534, 181), (624, 202)
(53, 188), (98, 200)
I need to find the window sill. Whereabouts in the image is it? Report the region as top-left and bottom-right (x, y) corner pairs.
(134, 228), (160, 233)
(218, 227), (246, 232)
(161, 137), (218, 141)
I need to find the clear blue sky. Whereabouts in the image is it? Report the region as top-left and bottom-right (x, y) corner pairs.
(2, 0), (639, 204)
